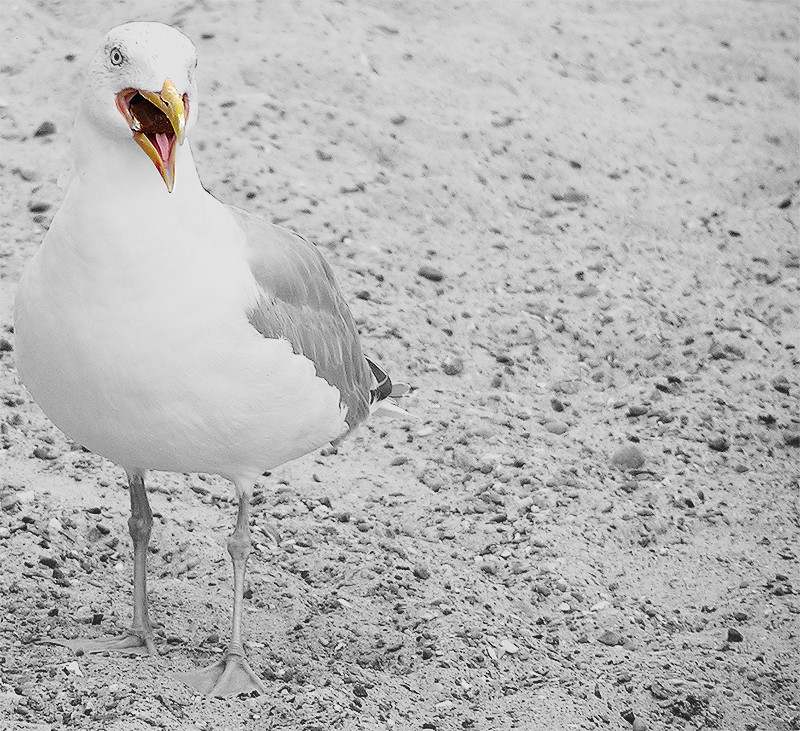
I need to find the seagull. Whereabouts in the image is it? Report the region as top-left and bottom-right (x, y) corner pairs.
(13, 21), (404, 698)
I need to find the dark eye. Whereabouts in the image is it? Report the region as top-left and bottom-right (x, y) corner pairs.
(109, 47), (125, 66)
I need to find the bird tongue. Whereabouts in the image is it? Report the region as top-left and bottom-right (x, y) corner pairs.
(152, 132), (173, 163)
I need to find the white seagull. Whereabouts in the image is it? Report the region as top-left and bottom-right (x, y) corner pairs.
(14, 21), (403, 697)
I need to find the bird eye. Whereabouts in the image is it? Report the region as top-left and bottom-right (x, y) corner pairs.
(109, 47), (125, 66)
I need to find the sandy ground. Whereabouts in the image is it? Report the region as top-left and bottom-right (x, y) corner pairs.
(0, 1), (798, 729)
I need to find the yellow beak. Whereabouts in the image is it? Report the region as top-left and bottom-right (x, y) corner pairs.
(116, 78), (187, 192)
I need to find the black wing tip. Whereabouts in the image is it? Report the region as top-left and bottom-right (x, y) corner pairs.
(366, 357), (393, 403)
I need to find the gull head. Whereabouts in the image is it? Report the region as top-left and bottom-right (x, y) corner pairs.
(83, 22), (199, 192)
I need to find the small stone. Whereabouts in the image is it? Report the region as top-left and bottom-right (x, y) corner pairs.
(632, 719), (649, 731)
(620, 710), (635, 724)
(1, 495), (20, 512)
(441, 357), (464, 376)
(626, 405), (648, 417)
(611, 444), (646, 470)
(726, 628), (743, 642)
(34, 121), (57, 137)
(0, 338), (13, 352)
(709, 341), (744, 360)
(33, 446), (57, 460)
(418, 265), (444, 282)
(783, 432), (800, 448)
(12, 166), (38, 181)
(771, 375), (790, 395)
(550, 398), (565, 412)
(353, 683), (368, 698)
(544, 420), (568, 435)
(597, 630), (625, 646)
(552, 188), (588, 204)
(707, 436), (729, 452)
(62, 661), (83, 677)
(499, 639), (518, 654)
(339, 179), (365, 194)
(28, 201), (51, 214)
(649, 679), (674, 700)
(91, 612), (103, 625)
(413, 564), (430, 580)
(390, 455), (408, 466)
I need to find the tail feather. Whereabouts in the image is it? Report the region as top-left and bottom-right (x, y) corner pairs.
(366, 357), (393, 403)
(365, 356), (414, 419)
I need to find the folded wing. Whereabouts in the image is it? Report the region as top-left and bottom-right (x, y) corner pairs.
(230, 206), (375, 431)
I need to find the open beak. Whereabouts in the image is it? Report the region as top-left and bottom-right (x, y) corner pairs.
(116, 78), (188, 192)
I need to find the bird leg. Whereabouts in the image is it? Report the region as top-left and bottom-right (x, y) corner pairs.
(178, 490), (266, 697)
(45, 472), (158, 656)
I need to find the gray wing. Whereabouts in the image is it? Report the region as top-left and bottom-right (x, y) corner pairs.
(229, 206), (373, 430)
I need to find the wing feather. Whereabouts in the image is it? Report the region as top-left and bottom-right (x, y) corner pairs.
(229, 206), (372, 430)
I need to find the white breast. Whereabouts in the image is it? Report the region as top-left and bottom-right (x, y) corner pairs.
(14, 182), (347, 484)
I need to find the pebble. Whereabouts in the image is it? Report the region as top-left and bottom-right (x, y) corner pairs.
(33, 121), (57, 137)
(544, 420), (568, 435)
(611, 444), (646, 470)
(28, 201), (51, 214)
(353, 683), (368, 698)
(707, 436), (729, 452)
(418, 265), (444, 282)
(632, 719), (648, 731)
(771, 375), (790, 395)
(1, 495), (20, 512)
(726, 628), (743, 642)
(62, 661), (83, 677)
(32, 446), (57, 460)
(413, 564), (430, 580)
(597, 630), (625, 646)
(499, 639), (518, 654)
(551, 188), (588, 204)
(784, 432), (800, 448)
(626, 405), (648, 417)
(441, 357), (464, 376)
(0, 338), (13, 352)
